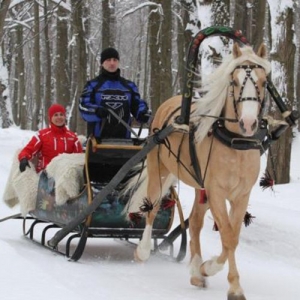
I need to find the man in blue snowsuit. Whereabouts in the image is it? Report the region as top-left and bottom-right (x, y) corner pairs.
(79, 47), (150, 139)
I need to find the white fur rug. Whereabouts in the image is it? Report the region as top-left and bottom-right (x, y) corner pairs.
(45, 153), (85, 205)
(3, 151), (85, 216)
(3, 150), (39, 216)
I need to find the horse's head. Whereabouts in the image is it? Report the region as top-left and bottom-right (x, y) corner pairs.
(227, 43), (269, 136)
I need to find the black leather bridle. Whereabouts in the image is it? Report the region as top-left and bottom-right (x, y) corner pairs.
(230, 64), (266, 119)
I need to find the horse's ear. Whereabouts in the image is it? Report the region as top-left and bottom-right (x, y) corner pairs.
(233, 43), (242, 58)
(257, 43), (267, 58)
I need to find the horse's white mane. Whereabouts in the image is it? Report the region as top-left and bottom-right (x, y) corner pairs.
(191, 45), (271, 143)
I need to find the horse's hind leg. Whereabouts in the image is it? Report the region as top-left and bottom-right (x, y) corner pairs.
(189, 189), (209, 288)
(134, 205), (160, 262)
(134, 147), (172, 262)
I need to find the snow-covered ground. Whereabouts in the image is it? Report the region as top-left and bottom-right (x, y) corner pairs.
(0, 127), (299, 300)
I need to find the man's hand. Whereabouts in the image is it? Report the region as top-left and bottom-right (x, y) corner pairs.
(19, 158), (30, 173)
(138, 110), (151, 123)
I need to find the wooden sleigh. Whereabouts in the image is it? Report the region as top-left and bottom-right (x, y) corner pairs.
(22, 136), (187, 262)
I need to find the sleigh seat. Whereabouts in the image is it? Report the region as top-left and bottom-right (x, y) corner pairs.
(85, 137), (145, 185)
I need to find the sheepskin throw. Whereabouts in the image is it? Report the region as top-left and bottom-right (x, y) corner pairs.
(3, 149), (39, 216)
(45, 153), (85, 205)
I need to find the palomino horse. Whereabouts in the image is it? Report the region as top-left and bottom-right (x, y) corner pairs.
(124, 43), (271, 300)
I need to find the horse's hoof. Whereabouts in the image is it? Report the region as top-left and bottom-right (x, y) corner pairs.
(227, 293), (246, 300)
(200, 257), (224, 276)
(190, 276), (207, 288)
(134, 248), (150, 262)
(134, 249), (145, 262)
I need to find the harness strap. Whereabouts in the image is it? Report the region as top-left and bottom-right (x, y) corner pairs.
(189, 125), (204, 188)
(152, 127), (199, 183)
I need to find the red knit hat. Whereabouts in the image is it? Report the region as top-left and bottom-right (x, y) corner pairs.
(48, 104), (66, 120)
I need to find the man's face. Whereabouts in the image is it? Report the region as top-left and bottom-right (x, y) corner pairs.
(102, 58), (119, 73)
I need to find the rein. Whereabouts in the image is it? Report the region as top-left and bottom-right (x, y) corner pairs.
(198, 114), (238, 123)
(106, 108), (145, 140)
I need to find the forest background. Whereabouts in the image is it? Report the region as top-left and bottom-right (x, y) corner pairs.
(0, 0), (299, 184)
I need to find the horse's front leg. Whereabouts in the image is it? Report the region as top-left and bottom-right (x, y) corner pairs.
(201, 193), (249, 300)
(225, 197), (249, 300)
(134, 206), (159, 261)
(189, 189), (209, 288)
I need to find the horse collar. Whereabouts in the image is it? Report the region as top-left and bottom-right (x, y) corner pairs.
(212, 119), (268, 151)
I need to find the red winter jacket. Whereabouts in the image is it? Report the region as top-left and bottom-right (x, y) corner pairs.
(18, 125), (83, 173)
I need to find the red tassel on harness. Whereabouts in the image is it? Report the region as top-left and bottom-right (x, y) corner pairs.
(199, 188), (207, 204)
(128, 212), (142, 227)
(259, 171), (274, 191)
(162, 199), (176, 210)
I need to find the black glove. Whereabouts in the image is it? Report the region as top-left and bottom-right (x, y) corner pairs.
(19, 158), (30, 173)
(96, 106), (108, 118)
(138, 110), (151, 123)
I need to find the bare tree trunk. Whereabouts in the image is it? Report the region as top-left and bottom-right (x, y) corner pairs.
(101, 0), (116, 48)
(102, 0), (110, 49)
(266, 7), (296, 184)
(16, 23), (26, 128)
(0, 0), (11, 44)
(43, 0), (52, 125)
(233, 0), (248, 37)
(159, 1), (172, 103)
(9, 33), (18, 123)
(55, 5), (70, 107)
(252, 0), (266, 49)
(174, 2), (189, 95)
(0, 0), (12, 128)
(70, 0), (87, 135)
(32, 1), (41, 130)
(149, 1), (163, 113)
(0, 82), (12, 127)
(175, 1), (195, 95)
(295, 2), (300, 131)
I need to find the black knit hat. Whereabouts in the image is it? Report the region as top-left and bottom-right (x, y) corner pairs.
(100, 47), (119, 64)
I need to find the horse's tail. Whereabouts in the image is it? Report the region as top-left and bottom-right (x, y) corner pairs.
(121, 161), (148, 214)
(121, 161), (176, 215)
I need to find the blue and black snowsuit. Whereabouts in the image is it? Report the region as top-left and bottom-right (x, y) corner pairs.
(79, 68), (149, 139)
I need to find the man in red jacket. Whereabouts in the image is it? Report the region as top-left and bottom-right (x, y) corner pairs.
(18, 104), (83, 173)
